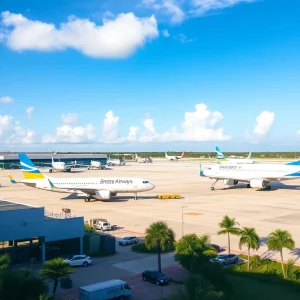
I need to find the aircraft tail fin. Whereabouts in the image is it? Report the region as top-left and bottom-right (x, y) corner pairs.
(199, 164), (204, 176)
(8, 173), (17, 184)
(165, 152), (168, 158)
(18, 153), (45, 180)
(247, 152), (252, 159)
(286, 160), (300, 166)
(215, 146), (225, 159)
(181, 152), (185, 158)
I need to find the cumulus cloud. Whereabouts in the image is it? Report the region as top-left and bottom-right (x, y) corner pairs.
(0, 115), (35, 144)
(26, 106), (34, 119)
(253, 111), (275, 136)
(42, 124), (95, 143)
(119, 103), (230, 143)
(61, 113), (78, 125)
(0, 11), (159, 58)
(101, 110), (120, 143)
(162, 29), (170, 37)
(0, 96), (14, 103)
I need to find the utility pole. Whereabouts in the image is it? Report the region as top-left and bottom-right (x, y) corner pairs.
(181, 206), (187, 237)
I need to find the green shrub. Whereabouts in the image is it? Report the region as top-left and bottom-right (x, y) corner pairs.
(84, 223), (96, 233)
(131, 242), (174, 253)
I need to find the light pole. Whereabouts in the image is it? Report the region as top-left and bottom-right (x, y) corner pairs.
(181, 206), (187, 237)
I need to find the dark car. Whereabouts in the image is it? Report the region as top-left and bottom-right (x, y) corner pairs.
(210, 244), (221, 253)
(142, 270), (169, 286)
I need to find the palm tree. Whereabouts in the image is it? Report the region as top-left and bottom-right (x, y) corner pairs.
(144, 221), (175, 271)
(0, 253), (10, 274)
(267, 229), (295, 278)
(217, 215), (240, 253)
(40, 258), (74, 294)
(175, 234), (216, 272)
(238, 227), (260, 271)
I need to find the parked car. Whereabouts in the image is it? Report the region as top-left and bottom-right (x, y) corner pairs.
(119, 236), (138, 246)
(142, 270), (169, 286)
(210, 244), (221, 253)
(65, 255), (92, 267)
(96, 220), (111, 231)
(210, 254), (238, 266)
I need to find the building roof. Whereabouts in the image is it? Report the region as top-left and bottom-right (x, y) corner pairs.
(0, 200), (35, 212)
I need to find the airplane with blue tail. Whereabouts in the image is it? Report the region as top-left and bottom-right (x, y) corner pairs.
(200, 158), (300, 190)
(9, 153), (155, 201)
(214, 147), (257, 164)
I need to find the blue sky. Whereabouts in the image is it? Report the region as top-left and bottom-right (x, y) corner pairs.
(0, 0), (300, 152)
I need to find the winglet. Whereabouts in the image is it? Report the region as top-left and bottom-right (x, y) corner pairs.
(8, 173), (17, 184)
(48, 178), (56, 189)
(199, 164), (204, 177)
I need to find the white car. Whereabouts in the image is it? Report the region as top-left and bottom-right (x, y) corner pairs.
(119, 236), (138, 246)
(65, 255), (92, 267)
(96, 221), (112, 231)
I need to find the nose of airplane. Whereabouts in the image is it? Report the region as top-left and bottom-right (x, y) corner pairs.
(149, 182), (155, 190)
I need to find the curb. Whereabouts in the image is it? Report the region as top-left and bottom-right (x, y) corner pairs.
(130, 245), (175, 255)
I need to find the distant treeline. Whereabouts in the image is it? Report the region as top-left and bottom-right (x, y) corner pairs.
(58, 152), (300, 159)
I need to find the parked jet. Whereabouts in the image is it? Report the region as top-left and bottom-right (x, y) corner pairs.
(107, 156), (126, 166)
(10, 153), (155, 201)
(135, 153), (153, 163)
(165, 152), (184, 161)
(77, 160), (107, 170)
(40, 157), (76, 173)
(215, 147), (257, 164)
(200, 160), (300, 191)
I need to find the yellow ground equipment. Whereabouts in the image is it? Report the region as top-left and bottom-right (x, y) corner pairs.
(157, 194), (181, 199)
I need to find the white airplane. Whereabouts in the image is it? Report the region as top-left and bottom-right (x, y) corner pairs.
(135, 153), (153, 163)
(10, 153), (155, 201)
(107, 156), (126, 166)
(215, 147), (257, 164)
(165, 152), (184, 161)
(40, 157), (76, 173)
(77, 160), (107, 170)
(200, 160), (300, 191)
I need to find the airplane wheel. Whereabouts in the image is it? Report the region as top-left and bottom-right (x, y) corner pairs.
(49, 169), (53, 173)
(247, 184), (251, 188)
(210, 187), (215, 191)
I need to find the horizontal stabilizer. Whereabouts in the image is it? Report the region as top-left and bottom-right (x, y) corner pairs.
(285, 160), (300, 166)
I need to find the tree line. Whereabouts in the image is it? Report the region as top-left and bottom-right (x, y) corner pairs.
(59, 152), (300, 159)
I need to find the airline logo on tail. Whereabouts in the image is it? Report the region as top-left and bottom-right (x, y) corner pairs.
(180, 152), (185, 158)
(18, 153), (45, 180)
(215, 147), (228, 162)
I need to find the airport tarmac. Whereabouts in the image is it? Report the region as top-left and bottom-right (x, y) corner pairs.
(1, 160), (300, 263)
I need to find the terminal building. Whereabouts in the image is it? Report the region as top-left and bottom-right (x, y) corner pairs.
(0, 200), (84, 264)
(0, 152), (107, 169)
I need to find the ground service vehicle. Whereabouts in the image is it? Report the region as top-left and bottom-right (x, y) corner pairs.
(80, 279), (132, 300)
(96, 220), (112, 231)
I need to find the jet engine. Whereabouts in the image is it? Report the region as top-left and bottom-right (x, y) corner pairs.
(94, 190), (111, 200)
(111, 192), (117, 197)
(223, 179), (238, 186)
(249, 179), (269, 188)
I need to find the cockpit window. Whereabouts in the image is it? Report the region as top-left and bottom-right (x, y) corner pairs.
(142, 181), (149, 184)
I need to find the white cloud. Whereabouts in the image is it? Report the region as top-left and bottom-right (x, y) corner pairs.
(101, 110), (120, 143)
(61, 113), (78, 125)
(174, 33), (197, 43)
(0, 11), (159, 58)
(0, 115), (35, 144)
(253, 111), (275, 136)
(0, 96), (14, 103)
(162, 29), (170, 37)
(119, 103), (230, 143)
(143, 0), (185, 24)
(191, 0), (255, 15)
(42, 124), (95, 143)
(26, 106), (34, 119)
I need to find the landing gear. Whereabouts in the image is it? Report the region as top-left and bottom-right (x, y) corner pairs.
(210, 179), (218, 191)
(134, 193), (138, 200)
(264, 185), (271, 191)
(84, 198), (91, 202)
(247, 184), (251, 188)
